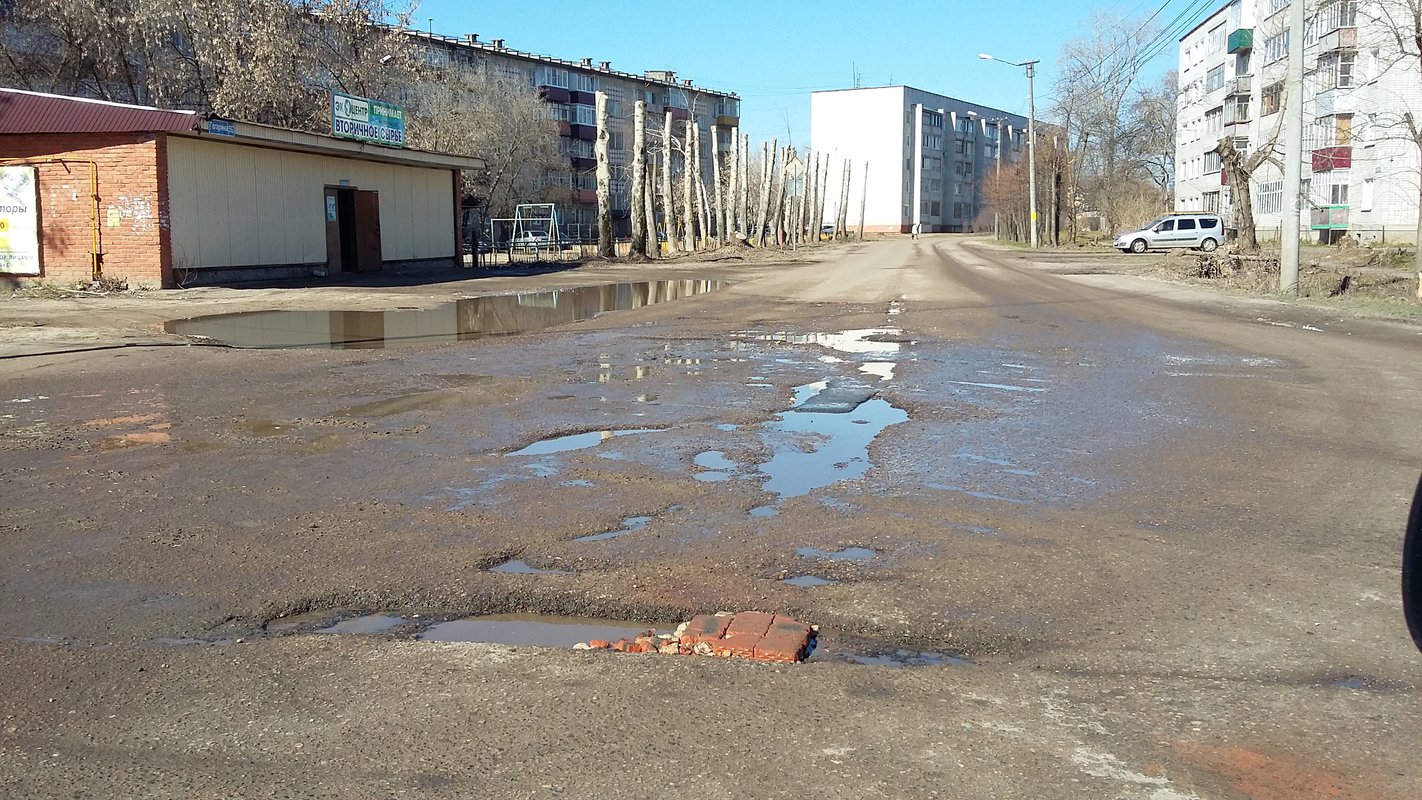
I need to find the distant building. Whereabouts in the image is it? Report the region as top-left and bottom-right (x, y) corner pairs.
(0, 89), (481, 287)
(810, 86), (1028, 233)
(413, 32), (740, 237)
(1175, 0), (1421, 243)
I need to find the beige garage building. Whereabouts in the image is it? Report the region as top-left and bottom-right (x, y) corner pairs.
(0, 89), (483, 287)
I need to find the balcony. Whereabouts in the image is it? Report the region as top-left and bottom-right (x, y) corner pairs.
(570, 156), (596, 171)
(1310, 205), (1349, 230)
(1311, 145), (1352, 172)
(569, 123), (597, 141)
(715, 115), (740, 127)
(1316, 26), (1357, 53)
(1227, 28), (1252, 54)
(574, 189), (597, 204)
(538, 85), (571, 103)
(1226, 74), (1253, 96)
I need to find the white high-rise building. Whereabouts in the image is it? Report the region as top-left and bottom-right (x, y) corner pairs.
(1176, 0), (1421, 243)
(811, 86), (1028, 233)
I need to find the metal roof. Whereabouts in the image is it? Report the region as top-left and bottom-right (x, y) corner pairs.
(0, 89), (201, 134)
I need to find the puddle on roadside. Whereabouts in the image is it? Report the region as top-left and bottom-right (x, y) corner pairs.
(318, 614), (407, 634)
(573, 515), (653, 543)
(417, 614), (658, 647)
(749, 505), (779, 518)
(489, 559), (574, 576)
(738, 328), (906, 356)
(839, 649), (971, 667)
(758, 382), (908, 499)
(235, 419), (291, 437)
(783, 575), (837, 588)
(164, 279), (727, 349)
(508, 428), (661, 456)
(796, 546), (878, 561)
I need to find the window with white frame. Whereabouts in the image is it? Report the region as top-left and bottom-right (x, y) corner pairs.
(1262, 81), (1283, 115)
(1209, 24), (1226, 53)
(923, 111), (943, 128)
(1202, 191), (1221, 212)
(1205, 106), (1224, 135)
(1320, 51), (1356, 88)
(1257, 180), (1283, 214)
(1206, 64), (1226, 92)
(956, 117), (972, 134)
(1264, 31), (1290, 64)
(1316, 0), (1357, 33)
(1204, 152), (1222, 173)
(1267, 0), (1290, 15)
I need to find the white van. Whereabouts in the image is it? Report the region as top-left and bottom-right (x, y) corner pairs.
(1114, 213), (1224, 253)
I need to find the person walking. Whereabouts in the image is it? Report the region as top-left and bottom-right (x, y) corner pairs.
(911, 222), (921, 240)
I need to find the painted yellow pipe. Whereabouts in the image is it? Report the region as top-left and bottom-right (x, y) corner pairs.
(0, 157), (102, 281)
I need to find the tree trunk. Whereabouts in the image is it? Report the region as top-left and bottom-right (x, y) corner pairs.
(857, 160), (868, 239)
(755, 139), (776, 247)
(769, 146), (788, 248)
(710, 124), (723, 246)
(630, 99), (648, 259)
(644, 161), (659, 258)
(661, 111), (677, 252)
(595, 91), (613, 258)
(682, 119), (696, 252)
(726, 126), (739, 240)
(739, 134), (751, 238)
(693, 123), (710, 251)
(1216, 136), (1258, 251)
(837, 159), (852, 238)
(800, 149), (814, 245)
(817, 156), (829, 241)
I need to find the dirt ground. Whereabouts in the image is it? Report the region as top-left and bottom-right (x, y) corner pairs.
(2, 235), (1420, 799)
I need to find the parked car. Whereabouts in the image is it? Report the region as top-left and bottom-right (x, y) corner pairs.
(1113, 213), (1223, 253)
(511, 230), (552, 249)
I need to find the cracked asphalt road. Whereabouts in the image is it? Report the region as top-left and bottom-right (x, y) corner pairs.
(2, 237), (1420, 799)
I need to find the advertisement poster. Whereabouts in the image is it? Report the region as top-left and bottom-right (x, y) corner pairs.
(0, 165), (40, 276)
(331, 92), (406, 148)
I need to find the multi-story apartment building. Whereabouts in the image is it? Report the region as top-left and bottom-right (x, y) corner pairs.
(810, 86), (1028, 233)
(1176, 0), (1420, 243)
(414, 31), (739, 236)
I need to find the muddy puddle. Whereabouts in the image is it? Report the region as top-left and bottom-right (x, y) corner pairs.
(163, 279), (725, 349)
(796, 546), (878, 561)
(758, 381), (909, 499)
(488, 559), (574, 575)
(573, 515), (652, 542)
(783, 575), (837, 588)
(508, 428), (662, 456)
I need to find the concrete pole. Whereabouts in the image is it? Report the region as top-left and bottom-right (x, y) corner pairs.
(1026, 62), (1039, 249)
(858, 161), (868, 239)
(994, 120), (1002, 240)
(1279, 0), (1306, 294)
(912, 104), (923, 235)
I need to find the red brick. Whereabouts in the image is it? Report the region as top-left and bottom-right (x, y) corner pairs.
(753, 631), (811, 663)
(586, 639), (610, 649)
(711, 631), (762, 658)
(682, 614), (733, 639)
(725, 612), (775, 638)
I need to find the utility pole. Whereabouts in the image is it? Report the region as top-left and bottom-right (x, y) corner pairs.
(1279, 0), (1305, 294)
(980, 54), (1040, 248)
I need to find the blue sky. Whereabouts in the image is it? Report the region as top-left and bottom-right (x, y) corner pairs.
(419, 0), (1198, 147)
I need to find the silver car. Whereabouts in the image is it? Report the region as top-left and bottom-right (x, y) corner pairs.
(1114, 213), (1224, 253)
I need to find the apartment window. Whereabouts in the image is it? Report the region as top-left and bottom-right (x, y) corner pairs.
(924, 134), (942, 149)
(986, 122), (999, 141)
(608, 131), (626, 150)
(1209, 23), (1226, 53)
(929, 201), (942, 217)
(923, 111), (944, 128)
(923, 156), (942, 171)
(955, 160), (972, 176)
(953, 202), (971, 218)
(1202, 191), (1221, 212)
(538, 67), (571, 88)
(1204, 152), (1222, 173)
(1264, 31), (1290, 64)
(956, 117), (972, 134)
(1267, 0), (1289, 15)
(1257, 180), (1283, 215)
(1235, 52), (1251, 75)
(1317, 0), (1357, 33)
(1229, 96), (1250, 124)
(575, 73), (597, 92)
(1205, 65), (1225, 93)
(1205, 106), (1224, 135)
(1335, 113), (1353, 144)
(1262, 81), (1283, 115)
(1321, 51), (1356, 88)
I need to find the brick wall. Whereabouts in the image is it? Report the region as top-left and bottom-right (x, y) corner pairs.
(0, 133), (170, 286)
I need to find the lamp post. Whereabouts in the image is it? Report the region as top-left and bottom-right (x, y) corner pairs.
(981, 115), (1008, 240)
(980, 53), (1039, 249)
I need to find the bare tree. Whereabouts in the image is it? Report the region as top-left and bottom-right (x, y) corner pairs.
(660, 110), (677, 252)
(630, 100), (649, 259)
(595, 91), (613, 257)
(755, 139), (775, 246)
(1373, 0), (1422, 272)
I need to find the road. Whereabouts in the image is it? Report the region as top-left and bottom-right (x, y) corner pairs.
(2, 236), (1419, 799)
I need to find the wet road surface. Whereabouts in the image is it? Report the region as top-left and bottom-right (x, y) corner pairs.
(2, 237), (1420, 798)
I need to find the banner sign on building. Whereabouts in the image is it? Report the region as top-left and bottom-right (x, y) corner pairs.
(0, 165), (41, 276)
(331, 92), (406, 148)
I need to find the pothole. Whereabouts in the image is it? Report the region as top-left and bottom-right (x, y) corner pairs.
(782, 575), (837, 588)
(796, 546), (878, 562)
(573, 515), (652, 543)
(417, 614), (658, 646)
(507, 428), (662, 457)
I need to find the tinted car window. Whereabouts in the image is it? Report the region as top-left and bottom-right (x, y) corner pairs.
(1157, 220), (1175, 232)
(1200, 217), (1219, 229)
(1178, 218), (1197, 230)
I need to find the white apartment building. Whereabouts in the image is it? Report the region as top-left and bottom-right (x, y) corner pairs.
(1176, 0), (1421, 243)
(415, 31), (739, 236)
(810, 86), (1028, 233)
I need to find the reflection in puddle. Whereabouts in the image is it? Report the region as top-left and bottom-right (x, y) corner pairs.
(508, 428), (661, 456)
(164, 280), (727, 349)
(738, 328), (904, 356)
(749, 505), (779, 518)
(489, 559), (574, 575)
(758, 383), (908, 499)
(796, 546), (877, 561)
(574, 515), (652, 543)
(944, 380), (1048, 393)
(417, 614), (655, 646)
(318, 614), (407, 634)
(783, 575), (837, 588)
(859, 362), (896, 381)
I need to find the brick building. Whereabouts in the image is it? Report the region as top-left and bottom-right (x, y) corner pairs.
(0, 89), (482, 287)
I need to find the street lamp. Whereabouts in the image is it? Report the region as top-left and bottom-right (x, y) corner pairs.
(979, 52), (1039, 249)
(981, 115), (1009, 240)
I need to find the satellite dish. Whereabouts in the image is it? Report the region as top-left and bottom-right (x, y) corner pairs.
(1405, 472), (1422, 653)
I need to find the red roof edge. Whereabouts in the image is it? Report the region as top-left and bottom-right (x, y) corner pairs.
(0, 89), (201, 135)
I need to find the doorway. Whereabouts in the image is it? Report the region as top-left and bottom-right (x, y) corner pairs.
(324, 187), (382, 274)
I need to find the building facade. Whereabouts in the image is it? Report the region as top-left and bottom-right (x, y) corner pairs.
(414, 31), (740, 236)
(0, 89), (479, 287)
(1175, 0), (1421, 243)
(810, 86), (1028, 233)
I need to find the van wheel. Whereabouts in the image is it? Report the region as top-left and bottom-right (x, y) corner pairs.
(1200, 238), (1219, 252)
(1130, 239), (1148, 254)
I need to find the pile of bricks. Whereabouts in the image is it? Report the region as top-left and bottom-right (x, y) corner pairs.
(574, 611), (817, 664)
